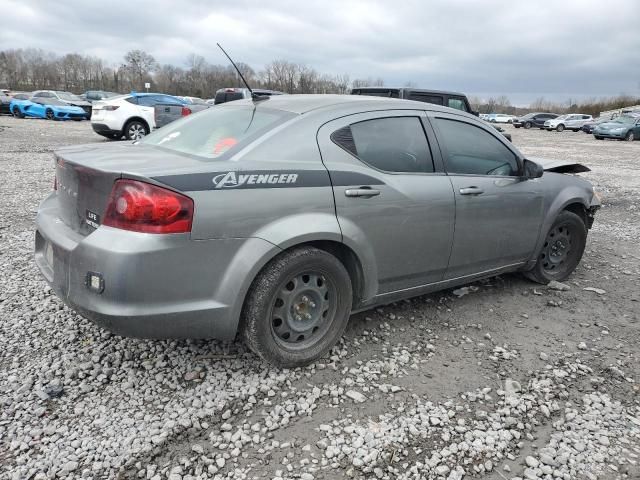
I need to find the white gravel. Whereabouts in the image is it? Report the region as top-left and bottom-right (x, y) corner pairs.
(1, 117), (639, 480)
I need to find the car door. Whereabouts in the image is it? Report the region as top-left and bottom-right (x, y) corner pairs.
(317, 110), (455, 294)
(429, 113), (545, 279)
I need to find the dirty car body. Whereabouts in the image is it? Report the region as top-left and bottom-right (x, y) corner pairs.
(35, 95), (600, 366)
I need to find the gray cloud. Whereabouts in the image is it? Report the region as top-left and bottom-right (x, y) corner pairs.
(2, 0), (639, 104)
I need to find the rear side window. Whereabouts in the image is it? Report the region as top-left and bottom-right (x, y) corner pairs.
(447, 98), (468, 112)
(141, 105), (290, 159)
(434, 118), (519, 176)
(331, 117), (434, 173)
(125, 96), (138, 105)
(408, 93), (444, 105)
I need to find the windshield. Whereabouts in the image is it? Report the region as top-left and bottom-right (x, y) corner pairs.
(57, 91), (83, 101)
(141, 105), (292, 159)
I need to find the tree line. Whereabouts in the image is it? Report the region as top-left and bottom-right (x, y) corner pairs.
(469, 94), (640, 118)
(0, 48), (358, 98)
(1, 48), (637, 116)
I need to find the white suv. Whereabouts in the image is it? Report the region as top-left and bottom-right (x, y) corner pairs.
(544, 114), (593, 132)
(91, 93), (185, 140)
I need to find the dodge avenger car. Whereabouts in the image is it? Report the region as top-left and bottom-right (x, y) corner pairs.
(35, 95), (600, 367)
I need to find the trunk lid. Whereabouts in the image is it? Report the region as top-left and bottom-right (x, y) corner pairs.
(53, 142), (210, 235)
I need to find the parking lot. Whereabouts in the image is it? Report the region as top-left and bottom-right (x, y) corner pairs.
(1, 116), (639, 480)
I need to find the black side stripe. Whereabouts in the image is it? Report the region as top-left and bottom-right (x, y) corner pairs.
(152, 170), (384, 192)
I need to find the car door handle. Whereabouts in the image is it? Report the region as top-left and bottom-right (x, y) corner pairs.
(459, 186), (484, 196)
(345, 187), (381, 198)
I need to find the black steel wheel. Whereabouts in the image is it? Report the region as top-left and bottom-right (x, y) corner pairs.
(524, 211), (587, 284)
(241, 247), (352, 368)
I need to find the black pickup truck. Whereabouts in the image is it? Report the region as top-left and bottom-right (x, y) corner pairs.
(351, 87), (511, 141)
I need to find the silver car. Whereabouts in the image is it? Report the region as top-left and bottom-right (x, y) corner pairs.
(35, 95), (600, 367)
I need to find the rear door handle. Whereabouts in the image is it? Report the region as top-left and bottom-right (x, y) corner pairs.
(345, 187), (381, 198)
(459, 186), (484, 195)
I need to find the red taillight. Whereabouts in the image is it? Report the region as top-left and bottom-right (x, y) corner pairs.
(103, 180), (193, 234)
(181, 106), (192, 116)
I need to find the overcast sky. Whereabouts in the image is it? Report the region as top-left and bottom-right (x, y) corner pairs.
(2, 0), (639, 105)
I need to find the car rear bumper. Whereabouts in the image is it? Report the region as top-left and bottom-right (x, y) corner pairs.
(34, 193), (274, 340)
(91, 123), (121, 136)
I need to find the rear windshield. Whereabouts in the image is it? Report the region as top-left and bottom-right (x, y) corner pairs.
(141, 105), (292, 159)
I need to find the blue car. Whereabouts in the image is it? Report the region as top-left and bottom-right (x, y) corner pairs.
(10, 97), (88, 120)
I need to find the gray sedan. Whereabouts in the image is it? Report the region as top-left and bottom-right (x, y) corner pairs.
(35, 95), (600, 367)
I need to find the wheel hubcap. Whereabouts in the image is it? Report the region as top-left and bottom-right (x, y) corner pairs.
(129, 125), (145, 140)
(540, 225), (572, 272)
(271, 272), (336, 348)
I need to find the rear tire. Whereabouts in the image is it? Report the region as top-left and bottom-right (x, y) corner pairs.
(124, 120), (148, 141)
(594, 136), (603, 140)
(523, 211), (587, 284)
(241, 247), (352, 368)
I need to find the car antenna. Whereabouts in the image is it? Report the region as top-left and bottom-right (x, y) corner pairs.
(216, 43), (264, 102)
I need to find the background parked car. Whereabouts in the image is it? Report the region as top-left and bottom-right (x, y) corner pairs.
(155, 96), (211, 129)
(581, 117), (611, 134)
(0, 92), (12, 114)
(10, 97), (86, 120)
(212, 87), (284, 105)
(593, 114), (640, 141)
(513, 112), (558, 129)
(351, 87), (477, 115)
(544, 114), (593, 132)
(82, 90), (120, 103)
(487, 113), (514, 124)
(91, 92), (187, 140)
(32, 90), (92, 117)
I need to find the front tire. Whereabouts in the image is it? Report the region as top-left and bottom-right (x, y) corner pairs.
(241, 247), (353, 368)
(524, 211), (587, 284)
(524, 121), (532, 129)
(625, 131), (635, 141)
(12, 106), (24, 118)
(556, 124), (565, 132)
(124, 120), (148, 141)
(45, 108), (55, 120)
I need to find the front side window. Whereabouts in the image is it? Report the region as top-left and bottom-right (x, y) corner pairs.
(141, 105), (291, 159)
(434, 118), (519, 176)
(331, 117), (434, 173)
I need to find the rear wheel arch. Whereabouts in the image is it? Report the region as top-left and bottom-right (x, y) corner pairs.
(123, 116), (150, 134)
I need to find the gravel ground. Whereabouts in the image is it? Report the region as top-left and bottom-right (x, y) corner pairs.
(0, 116), (639, 480)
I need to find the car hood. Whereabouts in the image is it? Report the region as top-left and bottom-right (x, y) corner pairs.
(62, 99), (91, 107)
(595, 122), (627, 130)
(528, 157), (590, 174)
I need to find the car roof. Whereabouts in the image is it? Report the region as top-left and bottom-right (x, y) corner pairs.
(217, 94), (470, 115)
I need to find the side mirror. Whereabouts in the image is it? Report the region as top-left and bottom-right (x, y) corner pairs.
(522, 159), (543, 179)
(472, 110), (480, 117)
